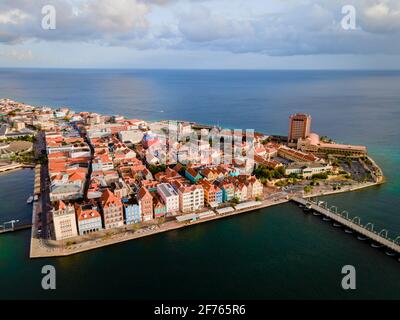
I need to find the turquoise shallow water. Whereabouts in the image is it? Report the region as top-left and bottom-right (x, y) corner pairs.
(0, 69), (399, 299)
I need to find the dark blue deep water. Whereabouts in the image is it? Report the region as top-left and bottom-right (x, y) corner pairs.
(0, 69), (399, 299)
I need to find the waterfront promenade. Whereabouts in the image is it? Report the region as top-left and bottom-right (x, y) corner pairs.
(30, 197), (289, 258)
(29, 179), (382, 258)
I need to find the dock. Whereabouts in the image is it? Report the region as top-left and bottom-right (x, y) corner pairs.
(291, 196), (400, 254)
(0, 223), (32, 234)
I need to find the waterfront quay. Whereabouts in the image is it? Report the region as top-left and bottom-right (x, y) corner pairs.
(30, 197), (289, 258)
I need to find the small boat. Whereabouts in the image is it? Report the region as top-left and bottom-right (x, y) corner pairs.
(323, 217), (331, 221)
(385, 250), (396, 257)
(33, 195), (39, 201)
(298, 204), (304, 208)
(357, 235), (368, 241)
(312, 211), (321, 216)
(26, 196), (34, 204)
(371, 243), (384, 248)
(333, 223), (342, 228)
(344, 229), (354, 234)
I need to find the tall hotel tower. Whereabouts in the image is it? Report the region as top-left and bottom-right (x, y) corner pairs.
(288, 113), (312, 145)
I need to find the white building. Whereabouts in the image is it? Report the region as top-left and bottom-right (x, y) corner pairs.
(51, 201), (78, 240)
(157, 183), (179, 214)
(118, 130), (144, 144)
(285, 162), (333, 178)
(176, 184), (204, 213)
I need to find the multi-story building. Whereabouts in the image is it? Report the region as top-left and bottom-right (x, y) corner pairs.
(297, 133), (367, 158)
(138, 186), (154, 221)
(156, 183), (179, 214)
(50, 172), (85, 201)
(218, 181), (235, 202)
(123, 198), (141, 224)
(51, 200), (78, 240)
(100, 189), (124, 229)
(75, 202), (103, 235)
(288, 113), (311, 144)
(285, 162), (333, 178)
(153, 196), (167, 218)
(198, 179), (223, 208)
(185, 167), (202, 183)
(175, 182), (204, 213)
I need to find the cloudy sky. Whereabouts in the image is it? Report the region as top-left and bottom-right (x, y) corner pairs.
(1, 0), (400, 69)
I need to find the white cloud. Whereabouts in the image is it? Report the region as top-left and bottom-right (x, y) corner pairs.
(1, 0), (400, 57)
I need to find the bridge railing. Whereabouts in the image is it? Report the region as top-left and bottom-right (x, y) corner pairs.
(307, 198), (400, 248)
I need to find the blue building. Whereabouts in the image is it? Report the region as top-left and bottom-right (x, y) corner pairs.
(215, 189), (223, 205)
(185, 167), (202, 183)
(123, 198), (142, 224)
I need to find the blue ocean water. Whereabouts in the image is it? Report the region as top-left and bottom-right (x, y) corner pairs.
(0, 69), (399, 299)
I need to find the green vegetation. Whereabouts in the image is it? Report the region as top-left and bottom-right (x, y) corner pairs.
(148, 164), (167, 175)
(303, 185), (313, 194)
(231, 197), (240, 205)
(261, 137), (272, 144)
(311, 172), (329, 180)
(0, 135), (35, 143)
(9, 150), (35, 164)
(254, 164), (285, 181)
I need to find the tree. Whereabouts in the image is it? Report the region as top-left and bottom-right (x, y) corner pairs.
(304, 185), (313, 194)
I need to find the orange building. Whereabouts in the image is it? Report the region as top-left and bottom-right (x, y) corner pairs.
(138, 187), (154, 221)
(100, 189), (124, 229)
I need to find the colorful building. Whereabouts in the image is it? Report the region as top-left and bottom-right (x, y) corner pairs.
(156, 183), (179, 214)
(100, 189), (125, 229)
(75, 202), (103, 235)
(219, 181), (235, 202)
(138, 186), (154, 221)
(185, 167), (202, 183)
(123, 198), (141, 224)
(198, 179), (223, 208)
(153, 196), (167, 218)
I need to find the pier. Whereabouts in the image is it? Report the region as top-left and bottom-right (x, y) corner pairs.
(291, 197), (400, 254)
(0, 220), (32, 234)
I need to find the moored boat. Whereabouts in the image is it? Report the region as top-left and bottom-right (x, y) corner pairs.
(26, 195), (33, 204)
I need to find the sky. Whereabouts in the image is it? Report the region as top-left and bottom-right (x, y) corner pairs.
(1, 0), (400, 69)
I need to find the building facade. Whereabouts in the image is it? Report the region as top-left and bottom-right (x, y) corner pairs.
(75, 202), (103, 235)
(156, 183), (179, 214)
(123, 198), (141, 224)
(100, 189), (125, 229)
(138, 187), (154, 221)
(51, 200), (78, 240)
(288, 113), (312, 143)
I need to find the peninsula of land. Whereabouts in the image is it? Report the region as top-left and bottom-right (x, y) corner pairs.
(0, 98), (384, 258)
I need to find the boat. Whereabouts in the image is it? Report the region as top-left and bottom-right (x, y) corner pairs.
(323, 217), (331, 221)
(344, 229), (353, 234)
(312, 211), (321, 216)
(26, 196), (33, 204)
(357, 235), (368, 241)
(371, 243), (384, 248)
(385, 250), (396, 257)
(333, 223), (342, 228)
(33, 195), (39, 201)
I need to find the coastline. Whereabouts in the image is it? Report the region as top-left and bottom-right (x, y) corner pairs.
(29, 179), (382, 258)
